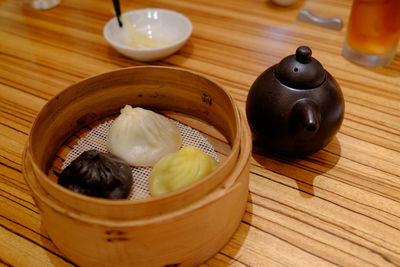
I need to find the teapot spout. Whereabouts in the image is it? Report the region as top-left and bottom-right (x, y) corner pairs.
(301, 105), (319, 132)
(291, 99), (320, 135)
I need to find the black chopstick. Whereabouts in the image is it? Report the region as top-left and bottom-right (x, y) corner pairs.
(112, 0), (123, 27)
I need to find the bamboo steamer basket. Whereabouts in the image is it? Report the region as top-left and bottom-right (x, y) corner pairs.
(22, 66), (252, 267)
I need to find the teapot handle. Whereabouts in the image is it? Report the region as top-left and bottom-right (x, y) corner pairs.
(291, 99), (320, 134)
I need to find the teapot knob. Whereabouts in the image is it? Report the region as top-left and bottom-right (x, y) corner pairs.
(275, 46), (325, 89)
(296, 46), (312, 64)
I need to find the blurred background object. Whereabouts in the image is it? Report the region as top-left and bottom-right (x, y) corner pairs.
(20, 0), (61, 10)
(271, 0), (298, 6)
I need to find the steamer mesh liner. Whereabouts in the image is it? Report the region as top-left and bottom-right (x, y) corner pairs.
(62, 119), (219, 200)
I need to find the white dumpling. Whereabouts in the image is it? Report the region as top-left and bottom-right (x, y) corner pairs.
(106, 105), (182, 167)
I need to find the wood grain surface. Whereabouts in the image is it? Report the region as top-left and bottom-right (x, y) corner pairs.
(1, 0), (400, 266)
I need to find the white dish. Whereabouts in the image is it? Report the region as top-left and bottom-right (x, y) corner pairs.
(103, 8), (193, 62)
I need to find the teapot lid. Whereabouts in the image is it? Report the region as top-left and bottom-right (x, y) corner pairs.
(275, 46), (326, 89)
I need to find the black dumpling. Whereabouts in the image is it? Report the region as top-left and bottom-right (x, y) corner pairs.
(57, 150), (132, 199)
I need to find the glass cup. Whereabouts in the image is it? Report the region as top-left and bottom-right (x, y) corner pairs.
(343, 0), (400, 67)
(21, 0), (61, 10)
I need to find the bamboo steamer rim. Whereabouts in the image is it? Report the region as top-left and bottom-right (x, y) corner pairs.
(22, 111), (251, 227)
(24, 66), (244, 217)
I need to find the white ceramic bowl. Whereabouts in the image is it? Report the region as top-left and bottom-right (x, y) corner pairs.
(103, 8), (193, 62)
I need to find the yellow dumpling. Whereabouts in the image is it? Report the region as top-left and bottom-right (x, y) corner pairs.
(149, 146), (219, 196)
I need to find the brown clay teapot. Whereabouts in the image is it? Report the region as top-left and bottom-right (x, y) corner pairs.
(246, 46), (344, 157)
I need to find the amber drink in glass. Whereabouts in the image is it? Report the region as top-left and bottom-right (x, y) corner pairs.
(343, 0), (400, 67)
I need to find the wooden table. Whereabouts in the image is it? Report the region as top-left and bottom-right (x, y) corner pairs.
(1, 0), (400, 266)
